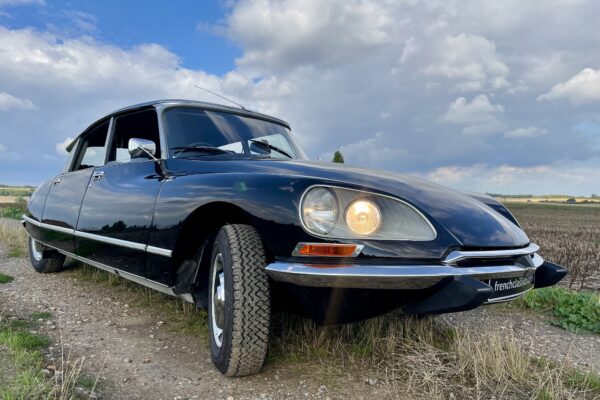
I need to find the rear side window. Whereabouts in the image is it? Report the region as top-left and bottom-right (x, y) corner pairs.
(108, 109), (161, 163)
(72, 121), (110, 170)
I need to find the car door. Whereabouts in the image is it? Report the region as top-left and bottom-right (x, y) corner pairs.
(40, 120), (110, 253)
(75, 108), (165, 277)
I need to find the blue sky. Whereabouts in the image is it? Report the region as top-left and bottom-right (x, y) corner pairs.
(1, 0), (238, 73)
(0, 0), (599, 195)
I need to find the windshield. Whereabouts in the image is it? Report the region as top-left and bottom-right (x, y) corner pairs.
(164, 107), (307, 160)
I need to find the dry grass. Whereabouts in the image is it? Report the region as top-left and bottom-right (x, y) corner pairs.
(269, 314), (600, 399)
(507, 203), (600, 291)
(0, 218), (28, 258)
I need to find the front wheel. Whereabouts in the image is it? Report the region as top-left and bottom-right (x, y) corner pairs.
(28, 237), (65, 273)
(208, 224), (271, 377)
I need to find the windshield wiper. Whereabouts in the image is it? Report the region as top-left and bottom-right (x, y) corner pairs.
(171, 145), (235, 157)
(249, 140), (293, 158)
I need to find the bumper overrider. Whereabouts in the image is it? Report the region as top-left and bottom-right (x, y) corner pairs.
(265, 243), (567, 315)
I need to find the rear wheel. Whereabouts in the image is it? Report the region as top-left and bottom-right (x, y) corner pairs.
(28, 237), (65, 273)
(208, 224), (271, 376)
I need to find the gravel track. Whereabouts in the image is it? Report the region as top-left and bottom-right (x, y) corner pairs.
(0, 244), (384, 400)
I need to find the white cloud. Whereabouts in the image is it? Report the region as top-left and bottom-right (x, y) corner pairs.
(64, 10), (97, 32)
(504, 126), (548, 138)
(0, 0), (43, 6)
(0, 142), (22, 160)
(424, 161), (600, 196)
(0, 92), (35, 111)
(2, 0), (600, 193)
(225, 0), (392, 71)
(421, 34), (509, 92)
(444, 95), (505, 134)
(55, 137), (74, 155)
(333, 132), (409, 169)
(538, 68), (600, 104)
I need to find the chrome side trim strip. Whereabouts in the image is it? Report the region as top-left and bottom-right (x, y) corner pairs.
(484, 287), (534, 304)
(22, 214), (172, 258)
(22, 214), (75, 235)
(22, 232), (194, 303)
(74, 230), (147, 251)
(444, 243), (540, 265)
(147, 245), (173, 257)
(265, 256), (542, 290)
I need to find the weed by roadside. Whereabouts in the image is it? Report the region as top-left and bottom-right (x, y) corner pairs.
(268, 313), (600, 399)
(0, 311), (101, 399)
(0, 272), (14, 283)
(0, 218), (28, 258)
(511, 287), (600, 334)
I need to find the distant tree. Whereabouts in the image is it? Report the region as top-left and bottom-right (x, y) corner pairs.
(566, 198), (577, 204)
(332, 150), (345, 163)
(592, 194), (598, 198)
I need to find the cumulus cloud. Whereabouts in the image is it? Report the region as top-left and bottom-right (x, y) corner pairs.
(55, 137), (74, 156)
(538, 68), (600, 104)
(444, 95), (505, 134)
(2, 0), (600, 194)
(0, 92), (35, 111)
(420, 34), (509, 92)
(225, 0), (392, 71)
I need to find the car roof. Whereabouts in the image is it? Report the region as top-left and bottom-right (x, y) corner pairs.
(66, 99), (290, 152)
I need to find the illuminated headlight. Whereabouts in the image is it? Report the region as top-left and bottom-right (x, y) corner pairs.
(345, 200), (381, 235)
(301, 187), (338, 234)
(300, 186), (436, 240)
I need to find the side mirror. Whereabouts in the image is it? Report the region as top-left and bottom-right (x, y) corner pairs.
(128, 138), (157, 159)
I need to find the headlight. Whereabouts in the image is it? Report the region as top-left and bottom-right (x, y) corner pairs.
(300, 186), (436, 240)
(301, 187), (338, 234)
(345, 199), (381, 235)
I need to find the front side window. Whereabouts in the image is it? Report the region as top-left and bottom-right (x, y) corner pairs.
(164, 107), (307, 160)
(61, 138), (79, 173)
(108, 109), (161, 163)
(72, 121), (110, 170)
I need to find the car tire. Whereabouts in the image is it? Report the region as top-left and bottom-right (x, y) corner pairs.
(208, 224), (271, 377)
(28, 237), (66, 273)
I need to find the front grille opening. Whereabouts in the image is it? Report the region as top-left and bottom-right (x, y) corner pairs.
(456, 255), (524, 268)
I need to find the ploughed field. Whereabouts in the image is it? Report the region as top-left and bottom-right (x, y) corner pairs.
(507, 202), (600, 291)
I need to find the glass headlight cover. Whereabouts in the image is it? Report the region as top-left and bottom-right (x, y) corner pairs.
(345, 199), (381, 235)
(301, 187), (338, 234)
(300, 186), (436, 240)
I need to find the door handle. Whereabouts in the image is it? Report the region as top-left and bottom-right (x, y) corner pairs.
(52, 177), (62, 185)
(92, 171), (105, 181)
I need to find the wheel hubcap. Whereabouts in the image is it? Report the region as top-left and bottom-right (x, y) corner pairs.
(31, 239), (43, 261)
(211, 253), (225, 347)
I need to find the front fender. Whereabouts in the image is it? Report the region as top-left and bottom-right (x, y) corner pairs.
(147, 173), (459, 263)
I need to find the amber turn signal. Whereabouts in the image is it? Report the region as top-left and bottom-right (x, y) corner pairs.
(293, 243), (363, 257)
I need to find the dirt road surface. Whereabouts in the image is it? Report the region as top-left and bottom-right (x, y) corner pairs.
(1, 241), (599, 399)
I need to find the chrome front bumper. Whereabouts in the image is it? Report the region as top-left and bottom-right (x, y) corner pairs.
(265, 243), (543, 290)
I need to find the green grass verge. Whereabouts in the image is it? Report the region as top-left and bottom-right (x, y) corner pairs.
(0, 206), (26, 220)
(0, 273), (14, 284)
(0, 313), (99, 399)
(0, 318), (51, 399)
(512, 287), (600, 334)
